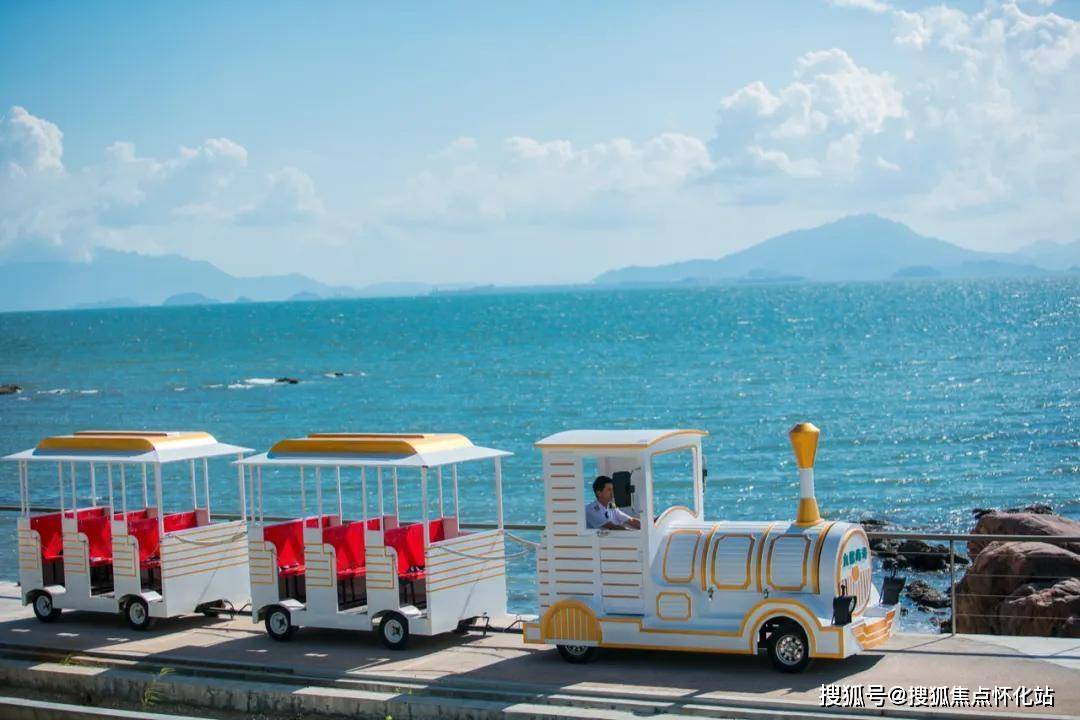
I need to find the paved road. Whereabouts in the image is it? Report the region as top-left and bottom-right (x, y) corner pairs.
(0, 583), (1075, 717)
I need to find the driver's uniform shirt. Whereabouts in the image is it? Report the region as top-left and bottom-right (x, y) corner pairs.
(585, 501), (634, 529)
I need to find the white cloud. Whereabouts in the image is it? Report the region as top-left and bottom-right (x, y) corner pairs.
(825, 0), (891, 13)
(238, 167), (325, 225)
(0, 105), (327, 261)
(713, 48), (902, 190)
(386, 133), (715, 227)
(0, 106), (63, 175)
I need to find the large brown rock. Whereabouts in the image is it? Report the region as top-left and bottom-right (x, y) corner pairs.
(997, 578), (1080, 638)
(953, 539), (1080, 635)
(968, 512), (1080, 558)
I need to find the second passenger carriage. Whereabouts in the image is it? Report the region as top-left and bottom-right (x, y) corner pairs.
(237, 432), (510, 648)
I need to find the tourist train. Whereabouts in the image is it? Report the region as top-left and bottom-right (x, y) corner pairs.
(5, 423), (898, 672)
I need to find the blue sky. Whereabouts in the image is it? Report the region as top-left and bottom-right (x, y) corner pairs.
(1, 1), (1078, 285)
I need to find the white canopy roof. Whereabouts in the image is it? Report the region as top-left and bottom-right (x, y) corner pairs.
(237, 432), (511, 470)
(535, 429), (707, 450)
(3, 430), (251, 465)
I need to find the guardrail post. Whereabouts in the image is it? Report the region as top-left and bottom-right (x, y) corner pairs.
(949, 538), (957, 636)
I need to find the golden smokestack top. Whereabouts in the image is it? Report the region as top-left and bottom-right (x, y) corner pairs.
(789, 422), (820, 469)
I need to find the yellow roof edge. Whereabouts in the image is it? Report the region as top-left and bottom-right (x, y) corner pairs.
(270, 433), (473, 457)
(37, 431), (216, 454)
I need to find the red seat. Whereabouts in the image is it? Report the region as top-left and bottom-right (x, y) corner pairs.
(429, 519), (445, 543)
(385, 523), (428, 580)
(264, 519), (305, 576)
(30, 512), (63, 561)
(79, 514), (113, 566)
(323, 522), (367, 580)
(162, 510), (198, 533)
(128, 516), (160, 567)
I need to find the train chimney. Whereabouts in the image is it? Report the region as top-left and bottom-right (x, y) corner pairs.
(789, 422), (822, 526)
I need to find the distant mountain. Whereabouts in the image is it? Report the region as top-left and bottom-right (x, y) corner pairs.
(595, 214), (1057, 285)
(163, 292), (221, 306)
(0, 248), (359, 311)
(288, 291), (322, 302)
(1011, 239), (1080, 270)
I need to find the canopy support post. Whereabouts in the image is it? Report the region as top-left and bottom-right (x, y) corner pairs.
(361, 468), (368, 522)
(237, 460), (247, 524)
(299, 467), (306, 518)
(57, 463), (64, 515)
(189, 459), (197, 509)
(421, 467), (430, 550)
(89, 463), (97, 506)
(203, 458), (211, 522)
(437, 467), (444, 518)
(154, 465), (165, 538)
(452, 464), (460, 520)
(141, 465), (149, 508)
(118, 464), (127, 516)
(258, 466), (264, 524)
(335, 467), (343, 523)
(392, 468), (399, 518)
(376, 468), (384, 519)
(315, 467), (323, 519)
(69, 462), (76, 512)
(494, 457), (504, 530)
(105, 464), (113, 514)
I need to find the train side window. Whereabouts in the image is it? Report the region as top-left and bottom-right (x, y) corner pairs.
(651, 447), (697, 523)
(581, 456), (642, 532)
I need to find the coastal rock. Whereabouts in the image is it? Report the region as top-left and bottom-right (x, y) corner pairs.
(906, 579), (950, 609)
(895, 539), (969, 571)
(968, 512), (1080, 558)
(952, 540), (1080, 635)
(275, 377), (300, 385)
(997, 578), (1080, 638)
(0, 384), (21, 395)
(972, 504), (1053, 520)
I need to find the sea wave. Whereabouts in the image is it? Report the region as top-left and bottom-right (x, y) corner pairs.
(244, 377), (278, 385)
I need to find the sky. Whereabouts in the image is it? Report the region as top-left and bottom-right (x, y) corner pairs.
(1, 0), (1078, 286)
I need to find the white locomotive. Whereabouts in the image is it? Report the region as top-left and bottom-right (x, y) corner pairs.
(522, 423), (897, 672)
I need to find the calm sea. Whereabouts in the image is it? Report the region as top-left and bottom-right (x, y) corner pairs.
(1, 279), (1077, 627)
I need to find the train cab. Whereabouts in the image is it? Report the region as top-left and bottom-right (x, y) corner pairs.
(522, 424), (898, 672)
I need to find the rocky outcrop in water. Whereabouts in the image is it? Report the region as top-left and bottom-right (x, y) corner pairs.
(0, 384), (20, 395)
(906, 579), (949, 610)
(950, 511), (1080, 637)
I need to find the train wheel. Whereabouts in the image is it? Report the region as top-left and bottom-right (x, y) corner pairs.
(125, 597), (155, 631)
(378, 611), (409, 650)
(767, 620), (812, 673)
(556, 644), (598, 664)
(31, 592), (61, 623)
(265, 606), (296, 642)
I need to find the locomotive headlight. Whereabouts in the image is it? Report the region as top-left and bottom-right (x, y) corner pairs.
(789, 422), (823, 526)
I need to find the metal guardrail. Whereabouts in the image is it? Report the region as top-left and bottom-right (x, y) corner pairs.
(2, 506), (1076, 638)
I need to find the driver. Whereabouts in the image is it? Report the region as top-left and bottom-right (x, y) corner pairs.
(585, 476), (640, 530)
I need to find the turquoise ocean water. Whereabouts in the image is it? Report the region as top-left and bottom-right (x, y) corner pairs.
(1, 279), (1077, 626)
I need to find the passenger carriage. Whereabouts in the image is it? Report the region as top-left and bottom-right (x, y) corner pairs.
(522, 423), (899, 672)
(5, 430), (252, 630)
(238, 432), (510, 648)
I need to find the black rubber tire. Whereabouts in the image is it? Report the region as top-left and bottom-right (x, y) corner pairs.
(767, 620), (812, 673)
(378, 611), (410, 650)
(265, 606), (296, 642)
(31, 592), (61, 623)
(556, 644), (599, 664)
(125, 597), (155, 631)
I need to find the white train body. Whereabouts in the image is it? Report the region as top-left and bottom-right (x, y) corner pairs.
(523, 428), (897, 666)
